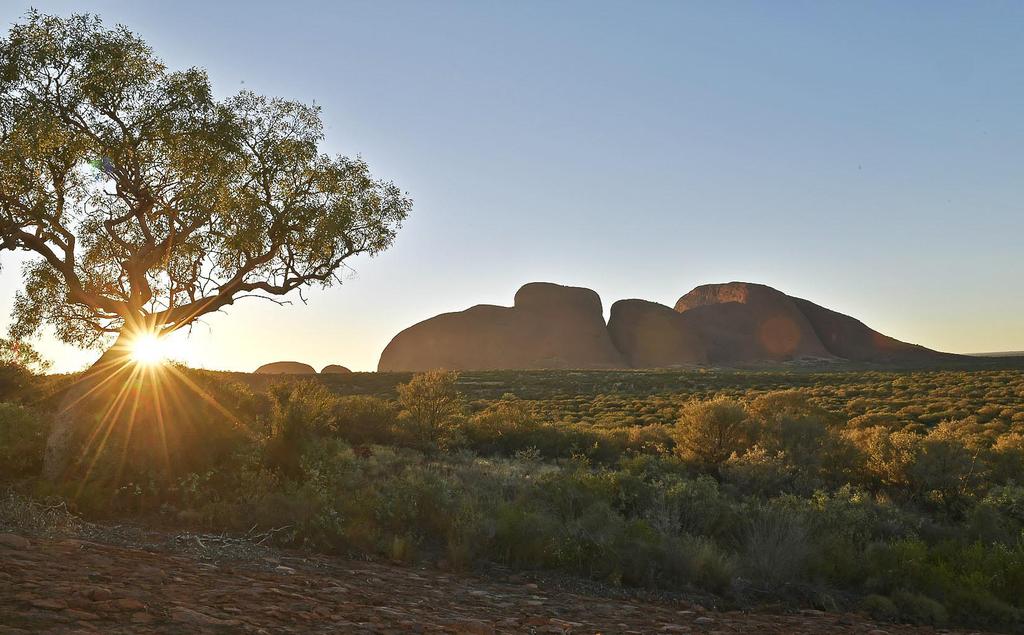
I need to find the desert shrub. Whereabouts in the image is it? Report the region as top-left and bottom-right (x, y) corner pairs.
(988, 432), (1024, 484)
(269, 380), (338, 436)
(463, 394), (541, 455)
(0, 338), (50, 403)
(264, 380), (339, 476)
(396, 371), (466, 452)
(638, 474), (732, 537)
(493, 502), (562, 568)
(493, 468), (738, 590)
(374, 468), (456, 538)
(673, 397), (751, 470)
(848, 412), (903, 430)
(749, 414), (857, 493)
(721, 446), (793, 497)
(0, 365), (35, 403)
(809, 486), (910, 543)
(800, 487), (914, 586)
(907, 421), (982, 510)
(48, 366), (256, 497)
(333, 395), (399, 445)
(0, 404), (48, 480)
(943, 586), (1021, 631)
(624, 424), (674, 454)
(862, 539), (933, 596)
(747, 390), (833, 427)
(966, 485), (1024, 544)
(843, 426), (919, 493)
(861, 594), (899, 621)
(980, 485), (1024, 524)
(444, 497), (496, 569)
(740, 504), (810, 589)
(678, 535), (737, 593)
(859, 536), (1024, 630)
(891, 590), (948, 626)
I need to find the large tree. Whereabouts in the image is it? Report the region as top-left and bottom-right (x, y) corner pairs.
(0, 12), (411, 475)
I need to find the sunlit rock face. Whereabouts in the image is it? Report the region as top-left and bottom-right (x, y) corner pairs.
(789, 296), (956, 363)
(674, 282), (833, 363)
(607, 299), (708, 367)
(254, 361), (317, 374)
(320, 364), (352, 374)
(377, 282), (627, 371)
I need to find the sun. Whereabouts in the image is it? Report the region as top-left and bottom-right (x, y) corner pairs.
(130, 333), (169, 366)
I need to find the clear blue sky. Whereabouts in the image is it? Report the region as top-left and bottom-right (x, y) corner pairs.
(2, 1), (1022, 372)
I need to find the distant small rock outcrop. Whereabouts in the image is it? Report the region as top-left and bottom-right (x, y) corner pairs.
(674, 282), (833, 363)
(254, 361), (317, 375)
(321, 364), (352, 374)
(378, 282), (627, 371)
(607, 299), (707, 367)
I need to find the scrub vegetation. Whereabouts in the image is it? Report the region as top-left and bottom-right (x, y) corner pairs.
(3, 361), (1024, 632)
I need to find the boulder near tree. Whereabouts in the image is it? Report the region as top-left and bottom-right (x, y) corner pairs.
(0, 12), (411, 477)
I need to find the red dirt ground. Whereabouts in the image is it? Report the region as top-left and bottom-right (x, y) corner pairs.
(0, 531), (992, 634)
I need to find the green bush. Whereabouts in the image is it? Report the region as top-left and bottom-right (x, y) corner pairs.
(463, 394), (541, 455)
(673, 397), (751, 470)
(0, 338), (51, 403)
(265, 380), (339, 476)
(396, 370), (465, 452)
(333, 395), (399, 445)
(0, 403), (47, 480)
(741, 505), (810, 589)
(891, 590), (948, 626)
(861, 594), (899, 621)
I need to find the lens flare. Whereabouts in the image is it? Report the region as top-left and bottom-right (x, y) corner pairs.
(130, 333), (168, 366)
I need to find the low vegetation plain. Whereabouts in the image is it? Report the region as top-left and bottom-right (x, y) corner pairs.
(3, 359), (1024, 632)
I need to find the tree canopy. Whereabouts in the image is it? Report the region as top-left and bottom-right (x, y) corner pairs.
(0, 11), (410, 350)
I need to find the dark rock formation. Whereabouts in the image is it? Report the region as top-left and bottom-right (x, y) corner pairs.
(607, 299), (708, 367)
(377, 282), (627, 371)
(321, 364), (352, 374)
(377, 280), (956, 371)
(674, 282), (833, 363)
(254, 361), (317, 375)
(673, 282), (956, 364)
(790, 296), (956, 363)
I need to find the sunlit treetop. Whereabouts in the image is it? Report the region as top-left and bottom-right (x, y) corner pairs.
(0, 11), (411, 350)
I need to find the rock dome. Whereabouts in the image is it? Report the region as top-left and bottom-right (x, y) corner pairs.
(254, 361), (317, 375)
(378, 282), (627, 371)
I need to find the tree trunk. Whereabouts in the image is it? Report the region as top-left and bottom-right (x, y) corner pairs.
(42, 331), (135, 480)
